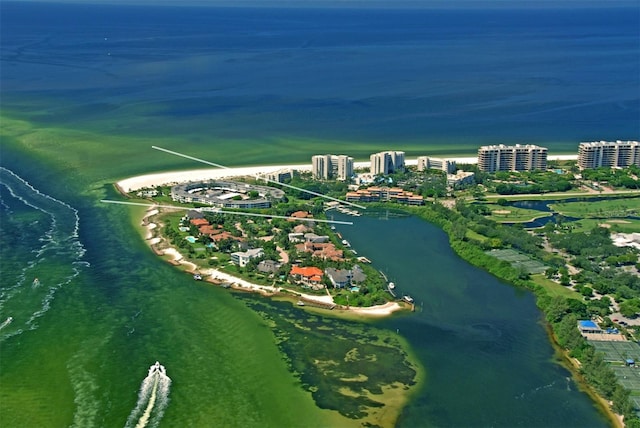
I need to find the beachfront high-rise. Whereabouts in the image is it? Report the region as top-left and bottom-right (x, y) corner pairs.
(335, 155), (354, 181)
(370, 151), (405, 175)
(311, 154), (354, 180)
(577, 140), (640, 170)
(312, 155), (332, 180)
(477, 144), (547, 173)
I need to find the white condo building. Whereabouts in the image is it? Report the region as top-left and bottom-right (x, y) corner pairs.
(311, 154), (353, 180)
(370, 151), (405, 175)
(477, 144), (547, 173)
(335, 155), (354, 181)
(312, 155), (332, 180)
(416, 156), (456, 174)
(578, 140), (640, 169)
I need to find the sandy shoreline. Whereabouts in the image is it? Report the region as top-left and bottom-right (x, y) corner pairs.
(144, 207), (404, 317)
(117, 155), (580, 192)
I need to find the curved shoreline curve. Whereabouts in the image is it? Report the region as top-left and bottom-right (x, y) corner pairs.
(142, 207), (405, 319)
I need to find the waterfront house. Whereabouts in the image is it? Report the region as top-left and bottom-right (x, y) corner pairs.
(295, 241), (344, 262)
(304, 233), (330, 243)
(325, 265), (367, 289)
(325, 268), (352, 288)
(257, 260), (281, 274)
(230, 248), (264, 267)
(289, 266), (324, 288)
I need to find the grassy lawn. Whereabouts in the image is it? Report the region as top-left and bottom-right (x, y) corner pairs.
(482, 190), (640, 201)
(568, 218), (640, 234)
(465, 229), (489, 242)
(530, 274), (582, 300)
(550, 197), (640, 218)
(474, 202), (553, 223)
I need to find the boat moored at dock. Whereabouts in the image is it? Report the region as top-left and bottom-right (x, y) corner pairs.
(402, 295), (414, 304)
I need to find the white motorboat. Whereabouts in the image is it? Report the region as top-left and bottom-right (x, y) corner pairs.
(148, 361), (167, 377)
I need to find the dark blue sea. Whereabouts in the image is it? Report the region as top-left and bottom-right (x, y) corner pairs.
(1, 2), (639, 154)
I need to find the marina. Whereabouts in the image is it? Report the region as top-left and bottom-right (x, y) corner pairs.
(336, 206), (362, 216)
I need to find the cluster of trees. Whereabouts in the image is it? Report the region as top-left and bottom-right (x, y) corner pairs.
(490, 171), (573, 195)
(282, 173), (349, 201)
(494, 181), (572, 195)
(581, 166), (640, 189)
(546, 226), (640, 308)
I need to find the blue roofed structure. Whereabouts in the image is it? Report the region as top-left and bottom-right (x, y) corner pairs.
(578, 320), (602, 334)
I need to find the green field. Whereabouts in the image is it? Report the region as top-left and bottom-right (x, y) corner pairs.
(530, 274), (582, 300)
(569, 218), (640, 234)
(550, 197), (640, 219)
(479, 203), (553, 223)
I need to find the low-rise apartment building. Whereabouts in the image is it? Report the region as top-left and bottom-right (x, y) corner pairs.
(345, 186), (424, 205)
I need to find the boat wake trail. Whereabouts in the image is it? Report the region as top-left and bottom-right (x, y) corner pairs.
(0, 316), (13, 330)
(125, 362), (172, 428)
(0, 167), (87, 342)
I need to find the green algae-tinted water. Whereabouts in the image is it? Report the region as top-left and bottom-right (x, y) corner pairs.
(0, 146), (610, 427)
(0, 159), (350, 427)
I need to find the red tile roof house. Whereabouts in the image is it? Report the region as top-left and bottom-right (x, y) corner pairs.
(210, 231), (245, 243)
(288, 211), (313, 221)
(190, 218), (209, 227)
(289, 266), (324, 289)
(295, 242), (344, 262)
(198, 225), (218, 235)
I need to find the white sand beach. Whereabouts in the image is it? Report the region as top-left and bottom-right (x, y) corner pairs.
(117, 164), (311, 192)
(143, 212), (403, 316)
(117, 154), (578, 193)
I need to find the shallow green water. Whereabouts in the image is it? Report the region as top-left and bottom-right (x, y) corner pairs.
(0, 157), (350, 427)
(0, 142), (610, 427)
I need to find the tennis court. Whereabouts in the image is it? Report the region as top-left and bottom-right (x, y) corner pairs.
(591, 341), (640, 363)
(591, 341), (640, 415)
(612, 366), (640, 391)
(486, 249), (548, 274)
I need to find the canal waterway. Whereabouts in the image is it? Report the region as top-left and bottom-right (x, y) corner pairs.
(333, 209), (609, 427)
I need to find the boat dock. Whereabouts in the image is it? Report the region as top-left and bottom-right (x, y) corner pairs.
(387, 286), (397, 298)
(402, 295), (414, 304)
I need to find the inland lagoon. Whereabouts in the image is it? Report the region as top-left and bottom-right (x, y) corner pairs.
(2, 2), (638, 427)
